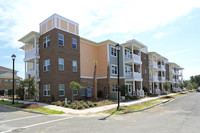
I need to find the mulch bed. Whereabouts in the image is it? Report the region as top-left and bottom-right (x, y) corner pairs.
(20, 104), (41, 109)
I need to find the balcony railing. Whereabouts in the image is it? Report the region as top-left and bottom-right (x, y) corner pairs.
(25, 48), (39, 61)
(125, 72), (142, 81)
(158, 76), (166, 82)
(153, 62), (158, 69)
(25, 70), (40, 82)
(172, 79), (175, 83)
(153, 75), (159, 82)
(124, 54), (141, 64)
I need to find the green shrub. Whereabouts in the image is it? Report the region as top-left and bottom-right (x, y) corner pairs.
(62, 101), (65, 106)
(56, 101), (62, 106)
(94, 102), (97, 106)
(51, 102), (56, 105)
(80, 101), (84, 104)
(83, 104), (89, 108)
(65, 104), (70, 108)
(71, 105), (78, 109)
(88, 102), (94, 107)
(78, 105), (83, 109)
(67, 100), (71, 105)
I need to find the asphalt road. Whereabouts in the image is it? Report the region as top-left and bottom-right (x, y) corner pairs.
(0, 92), (200, 133)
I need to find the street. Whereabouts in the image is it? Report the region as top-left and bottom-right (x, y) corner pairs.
(0, 93), (200, 133)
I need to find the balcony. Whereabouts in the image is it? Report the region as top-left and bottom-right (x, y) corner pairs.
(24, 47), (40, 61)
(175, 71), (179, 75)
(124, 54), (142, 64)
(153, 62), (158, 69)
(125, 72), (142, 81)
(25, 70), (40, 82)
(153, 75), (159, 82)
(172, 78), (175, 83)
(158, 76), (166, 82)
(172, 69), (175, 74)
(158, 65), (165, 71)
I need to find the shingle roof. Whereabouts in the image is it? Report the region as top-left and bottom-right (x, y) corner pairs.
(0, 66), (18, 72)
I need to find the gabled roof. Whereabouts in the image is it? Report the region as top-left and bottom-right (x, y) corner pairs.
(0, 66), (18, 73)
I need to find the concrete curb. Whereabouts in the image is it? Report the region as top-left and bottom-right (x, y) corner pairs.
(0, 104), (48, 115)
(116, 99), (173, 115)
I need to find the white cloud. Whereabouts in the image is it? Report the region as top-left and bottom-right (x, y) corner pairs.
(164, 48), (193, 56)
(0, 0), (200, 49)
(154, 32), (167, 39)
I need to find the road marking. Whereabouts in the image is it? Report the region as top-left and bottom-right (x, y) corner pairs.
(2, 117), (72, 133)
(0, 115), (42, 124)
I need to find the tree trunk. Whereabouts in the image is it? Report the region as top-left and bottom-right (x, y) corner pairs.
(93, 62), (97, 100)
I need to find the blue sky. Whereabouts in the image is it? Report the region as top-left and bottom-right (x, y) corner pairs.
(0, 0), (200, 80)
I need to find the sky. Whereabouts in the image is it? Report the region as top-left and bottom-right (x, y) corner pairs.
(0, 0), (200, 80)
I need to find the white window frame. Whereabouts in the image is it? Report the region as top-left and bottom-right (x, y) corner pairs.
(58, 58), (64, 71)
(59, 84), (65, 96)
(111, 64), (118, 75)
(112, 85), (118, 91)
(58, 34), (64, 46)
(43, 84), (50, 96)
(43, 59), (50, 72)
(72, 60), (77, 72)
(43, 36), (50, 48)
(4, 79), (8, 85)
(110, 46), (117, 57)
(73, 89), (78, 96)
(125, 65), (132, 74)
(72, 38), (77, 49)
(4, 89), (8, 95)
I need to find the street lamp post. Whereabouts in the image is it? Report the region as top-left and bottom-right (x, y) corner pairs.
(11, 54), (16, 104)
(116, 44), (120, 110)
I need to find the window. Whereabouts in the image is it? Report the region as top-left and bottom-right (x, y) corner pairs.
(59, 84), (65, 96)
(43, 59), (50, 72)
(4, 89), (8, 95)
(10, 80), (13, 84)
(16, 80), (20, 85)
(111, 46), (117, 57)
(58, 58), (64, 71)
(111, 64), (118, 75)
(43, 84), (50, 96)
(72, 38), (77, 49)
(73, 89), (78, 96)
(72, 60), (77, 72)
(4, 79), (8, 85)
(58, 34), (64, 46)
(43, 36), (50, 48)
(112, 85), (118, 91)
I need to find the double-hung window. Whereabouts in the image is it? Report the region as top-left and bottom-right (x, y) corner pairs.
(111, 46), (117, 57)
(44, 59), (50, 72)
(112, 85), (118, 91)
(72, 61), (77, 72)
(4, 79), (8, 85)
(43, 84), (50, 96)
(111, 64), (117, 75)
(72, 38), (77, 49)
(43, 36), (50, 48)
(58, 58), (64, 71)
(73, 89), (78, 96)
(58, 34), (64, 46)
(59, 84), (65, 96)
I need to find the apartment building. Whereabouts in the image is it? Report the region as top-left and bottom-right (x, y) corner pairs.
(148, 52), (168, 94)
(168, 62), (184, 92)
(19, 14), (183, 101)
(0, 66), (21, 96)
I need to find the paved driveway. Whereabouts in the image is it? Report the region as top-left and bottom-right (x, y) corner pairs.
(0, 92), (200, 133)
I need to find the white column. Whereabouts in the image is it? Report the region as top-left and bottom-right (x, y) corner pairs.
(34, 36), (37, 53)
(34, 58), (36, 73)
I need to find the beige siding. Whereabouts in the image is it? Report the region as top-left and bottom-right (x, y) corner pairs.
(69, 23), (75, 33)
(42, 23), (46, 34)
(47, 19), (52, 31)
(61, 19), (67, 31)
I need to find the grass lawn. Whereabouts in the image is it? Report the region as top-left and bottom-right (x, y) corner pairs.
(102, 99), (165, 114)
(0, 100), (24, 107)
(28, 107), (65, 114)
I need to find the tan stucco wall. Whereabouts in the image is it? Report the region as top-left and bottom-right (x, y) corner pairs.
(80, 41), (107, 78)
(47, 19), (52, 31)
(42, 23), (46, 34)
(61, 19), (67, 31)
(69, 23), (75, 33)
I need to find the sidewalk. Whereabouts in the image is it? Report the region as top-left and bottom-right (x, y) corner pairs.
(3, 93), (176, 115)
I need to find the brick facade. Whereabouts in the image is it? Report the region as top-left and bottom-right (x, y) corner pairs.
(141, 52), (149, 93)
(39, 28), (80, 102)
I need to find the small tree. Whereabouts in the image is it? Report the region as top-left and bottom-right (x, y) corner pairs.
(69, 81), (82, 101)
(24, 75), (37, 100)
(179, 83), (184, 90)
(93, 60), (98, 100)
(17, 80), (26, 100)
(163, 82), (170, 96)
